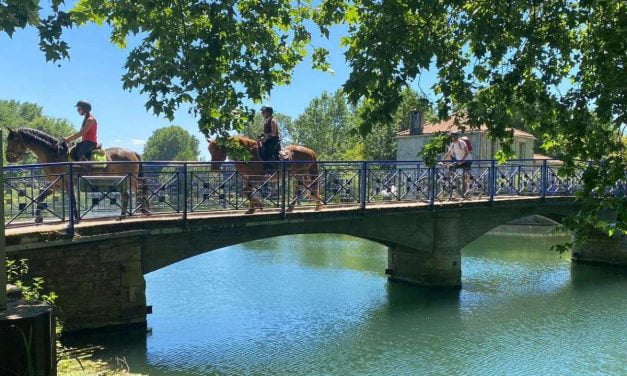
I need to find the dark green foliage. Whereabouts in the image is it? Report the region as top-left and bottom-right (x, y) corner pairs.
(0, 99), (76, 164)
(142, 125), (200, 161)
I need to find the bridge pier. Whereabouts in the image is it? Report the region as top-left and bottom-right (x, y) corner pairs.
(11, 238), (147, 332)
(386, 212), (462, 287)
(387, 245), (461, 287)
(572, 233), (627, 266)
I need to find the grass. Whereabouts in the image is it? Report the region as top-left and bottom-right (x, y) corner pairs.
(57, 346), (146, 376)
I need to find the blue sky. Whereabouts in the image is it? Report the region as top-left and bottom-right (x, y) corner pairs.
(0, 13), (438, 160)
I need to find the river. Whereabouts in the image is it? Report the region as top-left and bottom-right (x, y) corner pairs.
(64, 233), (627, 375)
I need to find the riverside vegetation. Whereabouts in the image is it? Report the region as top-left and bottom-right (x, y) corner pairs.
(7, 258), (145, 376)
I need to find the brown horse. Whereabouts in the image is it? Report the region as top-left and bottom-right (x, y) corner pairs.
(5, 128), (148, 220)
(207, 136), (322, 213)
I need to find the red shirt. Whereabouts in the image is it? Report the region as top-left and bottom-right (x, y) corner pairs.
(82, 114), (98, 143)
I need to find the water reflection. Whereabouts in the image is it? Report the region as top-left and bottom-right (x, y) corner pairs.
(63, 233), (627, 375)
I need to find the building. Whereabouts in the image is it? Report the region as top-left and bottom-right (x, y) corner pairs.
(396, 112), (537, 161)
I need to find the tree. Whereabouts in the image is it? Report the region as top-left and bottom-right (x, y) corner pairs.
(0, 100), (76, 164)
(142, 125), (200, 161)
(288, 90), (357, 160)
(327, 0), (626, 238)
(70, 0), (339, 136)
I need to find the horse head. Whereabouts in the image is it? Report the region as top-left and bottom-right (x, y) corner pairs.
(5, 128), (27, 163)
(207, 139), (227, 172)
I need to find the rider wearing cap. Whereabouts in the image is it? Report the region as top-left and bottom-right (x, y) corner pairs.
(260, 106), (281, 174)
(65, 100), (98, 161)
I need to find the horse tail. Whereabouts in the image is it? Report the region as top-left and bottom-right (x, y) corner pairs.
(136, 152), (150, 212)
(308, 152), (321, 199)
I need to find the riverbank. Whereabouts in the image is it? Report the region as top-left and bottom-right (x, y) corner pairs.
(58, 351), (146, 375)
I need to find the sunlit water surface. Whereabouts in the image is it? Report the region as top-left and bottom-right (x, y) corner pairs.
(65, 234), (627, 375)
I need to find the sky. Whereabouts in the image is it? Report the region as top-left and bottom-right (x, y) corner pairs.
(0, 8), (438, 160)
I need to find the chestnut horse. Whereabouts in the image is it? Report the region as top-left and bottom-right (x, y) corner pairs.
(5, 128), (148, 220)
(207, 136), (322, 213)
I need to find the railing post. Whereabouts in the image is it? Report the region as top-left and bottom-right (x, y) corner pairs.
(359, 162), (367, 210)
(280, 162), (287, 218)
(182, 162), (188, 227)
(429, 165), (436, 208)
(541, 159), (547, 200)
(66, 163), (75, 237)
(0, 132), (6, 310)
(489, 160), (496, 202)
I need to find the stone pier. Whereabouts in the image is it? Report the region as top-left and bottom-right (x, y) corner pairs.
(572, 233), (627, 266)
(10, 237), (146, 332)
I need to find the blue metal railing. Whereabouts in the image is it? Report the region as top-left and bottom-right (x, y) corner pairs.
(2, 159), (599, 233)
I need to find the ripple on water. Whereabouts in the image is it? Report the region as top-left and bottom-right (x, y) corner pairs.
(66, 234), (626, 376)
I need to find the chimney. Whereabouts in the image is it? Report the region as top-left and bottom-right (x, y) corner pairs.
(409, 110), (424, 135)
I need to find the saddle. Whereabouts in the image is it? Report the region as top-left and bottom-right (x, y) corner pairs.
(68, 143), (108, 166)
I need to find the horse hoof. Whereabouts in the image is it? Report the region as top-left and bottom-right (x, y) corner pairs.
(286, 206), (295, 213)
(245, 208), (255, 214)
(314, 205), (323, 211)
(34, 216), (43, 224)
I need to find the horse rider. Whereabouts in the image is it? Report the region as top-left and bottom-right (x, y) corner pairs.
(260, 106), (281, 175)
(64, 100), (98, 161)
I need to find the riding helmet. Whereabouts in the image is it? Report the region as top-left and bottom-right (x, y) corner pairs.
(260, 106), (274, 115)
(75, 100), (92, 112)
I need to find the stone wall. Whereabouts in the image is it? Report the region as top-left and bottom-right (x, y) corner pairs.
(8, 237), (146, 332)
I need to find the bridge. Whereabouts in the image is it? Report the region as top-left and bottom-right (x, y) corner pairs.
(4, 159), (626, 331)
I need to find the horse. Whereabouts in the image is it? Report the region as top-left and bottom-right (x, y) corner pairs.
(207, 136), (323, 213)
(4, 127), (148, 221)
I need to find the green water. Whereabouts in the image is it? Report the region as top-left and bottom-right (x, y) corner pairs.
(65, 234), (627, 375)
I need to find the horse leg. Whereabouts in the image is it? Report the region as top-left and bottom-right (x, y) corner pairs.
(120, 191), (130, 217)
(244, 182), (257, 214)
(306, 164), (323, 211)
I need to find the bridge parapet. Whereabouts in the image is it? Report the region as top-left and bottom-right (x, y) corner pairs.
(3, 159), (602, 234)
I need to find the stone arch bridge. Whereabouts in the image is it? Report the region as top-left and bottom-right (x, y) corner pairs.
(9, 196), (624, 332)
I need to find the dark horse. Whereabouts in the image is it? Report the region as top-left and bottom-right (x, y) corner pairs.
(5, 127), (147, 220)
(207, 136), (323, 213)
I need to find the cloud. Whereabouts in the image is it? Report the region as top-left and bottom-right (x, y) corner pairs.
(131, 139), (146, 146)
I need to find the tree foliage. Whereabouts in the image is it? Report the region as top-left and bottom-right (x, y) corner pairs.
(287, 90), (358, 160)
(0, 99), (76, 164)
(330, 0), (627, 237)
(71, 0), (333, 137)
(142, 125), (200, 161)
(0, 0), (72, 61)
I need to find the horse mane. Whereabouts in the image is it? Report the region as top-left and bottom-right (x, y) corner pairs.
(231, 136), (258, 147)
(17, 128), (68, 155)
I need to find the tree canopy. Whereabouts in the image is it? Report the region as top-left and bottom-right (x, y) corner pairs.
(2, 0), (625, 237)
(334, 0), (626, 238)
(142, 125), (200, 161)
(288, 90), (357, 160)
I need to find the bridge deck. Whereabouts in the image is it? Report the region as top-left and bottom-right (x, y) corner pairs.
(5, 195), (570, 243)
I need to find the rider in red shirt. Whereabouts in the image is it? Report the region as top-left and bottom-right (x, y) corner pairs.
(65, 100), (98, 161)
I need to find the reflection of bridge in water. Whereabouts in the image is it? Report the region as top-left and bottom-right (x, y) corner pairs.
(4, 159), (625, 331)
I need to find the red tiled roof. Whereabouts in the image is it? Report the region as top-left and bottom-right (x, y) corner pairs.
(397, 115), (535, 139)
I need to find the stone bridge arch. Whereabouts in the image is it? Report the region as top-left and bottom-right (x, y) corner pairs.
(6, 197), (585, 332)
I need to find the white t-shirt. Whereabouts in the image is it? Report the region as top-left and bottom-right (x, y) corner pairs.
(448, 140), (473, 161)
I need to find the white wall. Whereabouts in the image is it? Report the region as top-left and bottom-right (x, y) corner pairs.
(397, 132), (535, 161)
